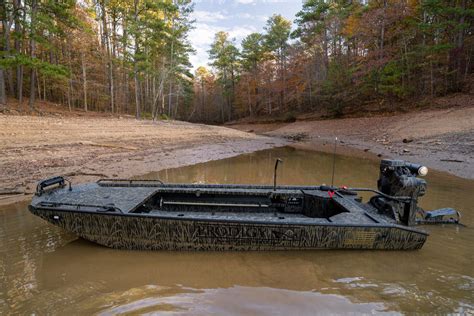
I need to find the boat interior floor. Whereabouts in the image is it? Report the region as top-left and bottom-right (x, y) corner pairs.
(150, 209), (386, 226)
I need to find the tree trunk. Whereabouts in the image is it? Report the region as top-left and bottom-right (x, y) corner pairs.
(110, 60), (114, 113)
(36, 70), (41, 100)
(280, 49), (286, 111)
(230, 63), (235, 121)
(2, 6), (15, 96)
(13, 0), (23, 103)
(308, 74), (313, 109)
(152, 75), (156, 120)
(111, 8), (118, 58)
(29, 0), (38, 110)
(247, 79), (251, 116)
(174, 85), (179, 118)
(122, 16), (129, 113)
(0, 1), (7, 105)
(152, 75), (164, 121)
(0, 69), (6, 105)
(380, 0), (386, 62)
(134, 68), (140, 119)
(16, 66), (23, 103)
(99, 1), (114, 113)
(323, 30), (329, 79)
(81, 52), (88, 111)
(67, 50), (73, 112)
(168, 80), (173, 117)
(430, 60), (434, 97)
(455, 0), (466, 89)
(42, 75), (46, 100)
(134, 0), (140, 119)
(200, 80), (205, 119)
(161, 93), (165, 115)
(145, 72), (149, 111)
(140, 76), (145, 114)
(255, 86), (260, 113)
(168, 35), (174, 118)
(67, 80), (72, 111)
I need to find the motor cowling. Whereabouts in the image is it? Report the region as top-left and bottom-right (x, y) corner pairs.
(371, 159), (427, 226)
(378, 159), (427, 198)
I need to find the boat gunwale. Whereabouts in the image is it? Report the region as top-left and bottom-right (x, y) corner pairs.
(97, 181), (328, 190)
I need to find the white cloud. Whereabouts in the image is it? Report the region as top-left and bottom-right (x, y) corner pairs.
(191, 10), (228, 23)
(236, 13), (268, 22)
(192, 9), (267, 24)
(235, 0), (256, 4)
(189, 22), (221, 71)
(234, 0), (290, 3)
(227, 25), (257, 42)
(189, 22), (257, 71)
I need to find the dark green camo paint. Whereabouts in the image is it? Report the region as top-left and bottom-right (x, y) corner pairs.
(29, 207), (427, 251)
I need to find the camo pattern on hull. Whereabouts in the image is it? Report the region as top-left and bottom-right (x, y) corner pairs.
(30, 208), (427, 250)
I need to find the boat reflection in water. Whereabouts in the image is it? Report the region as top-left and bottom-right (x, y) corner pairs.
(37, 239), (392, 314)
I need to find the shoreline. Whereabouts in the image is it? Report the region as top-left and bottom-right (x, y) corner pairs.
(2, 105), (473, 206)
(0, 115), (288, 206)
(229, 105), (474, 180)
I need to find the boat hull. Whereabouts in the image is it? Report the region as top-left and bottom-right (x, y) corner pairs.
(29, 207), (427, 251)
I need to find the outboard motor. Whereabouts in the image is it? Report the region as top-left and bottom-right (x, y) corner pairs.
(371, 159), (460, 225)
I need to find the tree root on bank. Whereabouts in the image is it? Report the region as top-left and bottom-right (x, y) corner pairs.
(0, 190), (24, 196)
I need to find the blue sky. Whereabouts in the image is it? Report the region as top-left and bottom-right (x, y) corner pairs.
(188, 0), (302, 71)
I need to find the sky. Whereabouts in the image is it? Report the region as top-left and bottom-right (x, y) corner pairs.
(188, 0), (302, 72)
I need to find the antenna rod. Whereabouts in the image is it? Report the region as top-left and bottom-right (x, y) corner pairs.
(331, 137), (338, 188)
(273, 158), (283, 191)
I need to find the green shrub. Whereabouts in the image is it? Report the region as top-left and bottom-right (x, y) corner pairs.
(283, 112), (297, 122)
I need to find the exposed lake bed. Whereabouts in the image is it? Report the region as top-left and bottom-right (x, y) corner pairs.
(1, 147), (473, 314)
(0, 114), (288, 206)
(230, 105), (474, 180)
(2, 105), (472, 207)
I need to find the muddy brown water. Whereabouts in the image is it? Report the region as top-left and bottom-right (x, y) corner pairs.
(1, 147), (473, 314)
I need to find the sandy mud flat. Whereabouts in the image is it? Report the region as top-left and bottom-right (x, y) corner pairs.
(0, 115), (287, 205)
(231, 106), (474, 179)
(1, 104), (472, 206)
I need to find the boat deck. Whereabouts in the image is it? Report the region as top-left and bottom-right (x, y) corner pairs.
(37, 183), (158, 213)
(37, 183), (330, 214)
(33, 182), (404, 228)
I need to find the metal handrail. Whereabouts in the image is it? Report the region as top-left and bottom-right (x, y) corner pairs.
(36, 176), (65, 196)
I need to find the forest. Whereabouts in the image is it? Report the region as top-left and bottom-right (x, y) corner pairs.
(0, 0), (194, 120)
(0, 0), (472, 122)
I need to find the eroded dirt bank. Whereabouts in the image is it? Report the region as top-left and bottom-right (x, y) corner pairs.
(0, 115), (287, 205)
(231, 106), (474, 179)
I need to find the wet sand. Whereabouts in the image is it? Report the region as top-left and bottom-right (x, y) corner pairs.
(230, 106), (474, 179)
(0, 115), (287, 206)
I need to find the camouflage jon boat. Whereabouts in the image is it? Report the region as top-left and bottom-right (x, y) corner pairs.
(29, 159), (459, 251)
